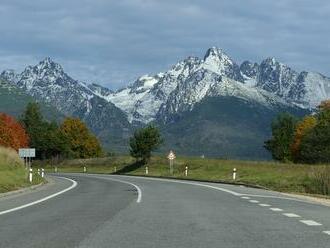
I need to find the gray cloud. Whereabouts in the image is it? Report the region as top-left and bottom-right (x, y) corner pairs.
(0, 0), (329, 89)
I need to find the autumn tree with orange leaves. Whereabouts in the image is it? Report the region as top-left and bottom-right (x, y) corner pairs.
(290, 115), (317, 161)
(60, 117), (103, 158)
(267, 100), (330, 163)
(0, 113), (29, 150)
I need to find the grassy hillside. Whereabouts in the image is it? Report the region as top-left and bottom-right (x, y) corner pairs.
(0, 146), (43, 193)
(44, 155), (329, 196)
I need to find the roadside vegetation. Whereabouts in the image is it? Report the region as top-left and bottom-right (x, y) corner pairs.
(40, 155), (328, 197)
(264, 100), (330, 196)
(0, 146), (43, 193)
(0, 102), (101, 193)
(1, 101), (329, 197)
(20, 102), (103, 159)
(265, 100), (330, 164)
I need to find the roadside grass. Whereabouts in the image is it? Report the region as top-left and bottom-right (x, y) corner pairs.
(42, 156), (134, 174)
(0, 146), (43, 193)
(42, 154), (329, 196)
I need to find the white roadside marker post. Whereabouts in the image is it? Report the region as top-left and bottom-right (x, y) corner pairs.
(145, 166), (149, 175)
(84, 166), (87, 173)
(41, 168), (45, 178)
(37, 168), (40, 175)
(114, 166), (117, 173)
(54, 167), (57, 173)
(185, 166), (188, 176)
(233, 168), (237, 180)
(29, 168), (33, 183)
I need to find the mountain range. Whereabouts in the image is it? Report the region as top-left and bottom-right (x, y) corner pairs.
(1, 47), (329, 159)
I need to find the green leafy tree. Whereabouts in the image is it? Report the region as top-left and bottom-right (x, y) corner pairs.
(129, 125), (163, 163)
(60, 117), (103, 158)
(264, 113), (298, 162)
(20, 102), (69, 159)
(299, 101), (330, 163)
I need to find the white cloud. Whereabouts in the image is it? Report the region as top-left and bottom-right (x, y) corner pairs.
(0, 0), (329, 89)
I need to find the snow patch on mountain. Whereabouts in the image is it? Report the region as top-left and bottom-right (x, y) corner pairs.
(0, 69), (20, 84)
(2, 47), (330, 126)
(298, 72), (330, 108)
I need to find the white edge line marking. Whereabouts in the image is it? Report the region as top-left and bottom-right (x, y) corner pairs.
(105, 175), (241, 196)
(249, 200), (259, 203)
(300, 220), (322, 226)
(90, 176), (142, 203)
(283, 213), (301, 218)
(0, 177), (77, 216)
(323, 231), (330, 235)
(75, 174), (327, 206)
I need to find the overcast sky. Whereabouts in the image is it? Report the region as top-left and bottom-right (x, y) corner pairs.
(0, 0), (329, 90)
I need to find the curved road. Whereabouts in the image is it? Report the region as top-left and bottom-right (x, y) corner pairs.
(0, 173), (329, 248)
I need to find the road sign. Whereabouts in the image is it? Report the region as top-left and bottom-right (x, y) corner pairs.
(167, 150), (176, 160)
(167, 151), (176, 175)
(19, 148), (36, 158)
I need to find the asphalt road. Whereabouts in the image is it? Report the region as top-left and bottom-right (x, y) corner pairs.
(0, 173), (329, 248)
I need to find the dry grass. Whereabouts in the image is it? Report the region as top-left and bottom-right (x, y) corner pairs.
(0, 146), (43, 193)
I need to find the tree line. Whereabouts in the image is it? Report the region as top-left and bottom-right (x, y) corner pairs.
(0, 102), (103, 159)
(265, 100), (330, 164)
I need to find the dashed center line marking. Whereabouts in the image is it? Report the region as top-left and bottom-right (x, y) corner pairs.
(283, 213), (301, 218)
(259, 204), (271, 207)
(270, 208), (283, 212)
(300, 220), (322, 226)
(249, 200), (259, 203)
(323, 231), (330, 235)
(241, 196), (250, 199)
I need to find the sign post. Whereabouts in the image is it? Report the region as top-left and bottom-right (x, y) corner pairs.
(167, 150), (176, 175)
(19, 149), (36, 167)
(19, 148), (36, 181)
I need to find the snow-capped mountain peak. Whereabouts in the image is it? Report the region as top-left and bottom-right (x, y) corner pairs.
(88, 47), (330, 124)
(0, 69), (19, 84)
(202, 47), (233, 72)
(37, 57), (63, 72)
(1, 47), (330, 126)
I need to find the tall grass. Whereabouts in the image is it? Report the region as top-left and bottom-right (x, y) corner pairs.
(0, 146), (26, 192)
(305, 166), (330, 196)
(0, 146), (43, 193)
(0, 146), (24, 168)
